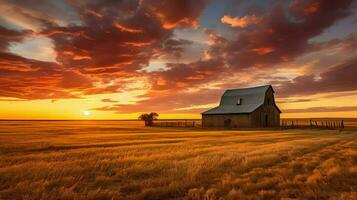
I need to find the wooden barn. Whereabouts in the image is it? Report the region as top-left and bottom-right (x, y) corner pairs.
(202, 85), (281, 128)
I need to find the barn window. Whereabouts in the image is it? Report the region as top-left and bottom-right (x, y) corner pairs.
(267, 98), (270, 105)
(237, 98), (241, 105)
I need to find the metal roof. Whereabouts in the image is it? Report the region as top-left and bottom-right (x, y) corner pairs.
(202, 85), (273, 114)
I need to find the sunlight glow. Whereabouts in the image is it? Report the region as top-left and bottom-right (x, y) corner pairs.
(82, 110), (91, 116)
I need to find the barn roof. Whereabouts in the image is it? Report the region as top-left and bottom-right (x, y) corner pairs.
(202, 85), (277, 114)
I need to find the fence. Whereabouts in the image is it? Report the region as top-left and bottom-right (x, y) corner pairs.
(281, 119), (344, 129)
(151, 120), (201, 127)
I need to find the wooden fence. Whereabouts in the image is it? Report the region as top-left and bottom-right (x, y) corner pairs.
(152, 120), (201, 127)
(281, 119), (344, 129)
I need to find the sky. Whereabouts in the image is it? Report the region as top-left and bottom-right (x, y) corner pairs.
(0, 0), (356, 120)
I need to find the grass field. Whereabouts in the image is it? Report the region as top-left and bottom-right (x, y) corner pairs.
(0, 121), (356, 200)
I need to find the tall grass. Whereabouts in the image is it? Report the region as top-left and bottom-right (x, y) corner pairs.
(0, 121), (356, 199)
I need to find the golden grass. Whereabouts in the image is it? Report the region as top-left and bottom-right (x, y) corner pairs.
(0, 121), (356, 200)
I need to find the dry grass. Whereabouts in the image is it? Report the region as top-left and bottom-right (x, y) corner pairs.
(0, 121), (356, 200)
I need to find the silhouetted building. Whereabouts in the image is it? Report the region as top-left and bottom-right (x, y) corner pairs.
(202, 85), (281, 128)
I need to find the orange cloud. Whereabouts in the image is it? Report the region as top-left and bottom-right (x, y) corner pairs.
(85, 9), (103, 18)
(221, 15), (262, 28)
(146, 0), (207, 29)
(251, 47), (275, 55)
(124, 41), (155, 47)
(114, 23), (143, 33)
(73, 55), (91, 61)
(304, 2), (320, 14)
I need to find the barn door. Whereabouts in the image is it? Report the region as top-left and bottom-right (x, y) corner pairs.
(265, 114), (268, 127)
(224, 119), (232, 128)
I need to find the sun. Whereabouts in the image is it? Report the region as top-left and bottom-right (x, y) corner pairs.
(82, 110), (92, 116)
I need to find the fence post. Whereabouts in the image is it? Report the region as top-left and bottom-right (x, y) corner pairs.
(341, 120), (344, 129)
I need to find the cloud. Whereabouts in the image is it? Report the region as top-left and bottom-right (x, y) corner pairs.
(276, 58), (357, 97)
(0, 25), (31, 50)
(101, 98), (118, 103)
(276, 98), (313, 104)
(150, 59), (225, 91)
(158, 39), (193, 59)
(0, 0), (209, 101)
(94, 88), (224, 113)
(59, 71), (92, 89)
(222, 0), (354, 69)
(37, 0), (208, 78)
(0, 0), (79, 30)
(0, 51), (92, 99)
(221, 15), (262, 28)
(309, 32), (357, 54)
(144, 0), (208, 29)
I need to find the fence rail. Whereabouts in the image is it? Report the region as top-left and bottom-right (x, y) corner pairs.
(148, 119), (345, 129)
(281, 119), (344, 129)
(151, 120), (201, 127)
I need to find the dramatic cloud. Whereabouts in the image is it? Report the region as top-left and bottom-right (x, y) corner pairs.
(0, 51), (92, 99)
(0, 0), (356, 116)
(277, 58), (357, 97)
(0, 0), (208, 100)
(222, 0), (354, 69)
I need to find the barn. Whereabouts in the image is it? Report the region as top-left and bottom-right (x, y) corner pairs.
(201, 85), (281, 128)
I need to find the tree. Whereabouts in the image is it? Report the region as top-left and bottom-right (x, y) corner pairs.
(138, 112), (159, 126)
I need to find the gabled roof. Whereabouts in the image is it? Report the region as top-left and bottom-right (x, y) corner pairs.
(202, 85), (278, 114)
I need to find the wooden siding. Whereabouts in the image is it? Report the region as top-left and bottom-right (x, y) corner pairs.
(202, 114), (251, 128)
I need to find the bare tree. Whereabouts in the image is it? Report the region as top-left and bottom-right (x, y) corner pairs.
(138, 112), (159, 126)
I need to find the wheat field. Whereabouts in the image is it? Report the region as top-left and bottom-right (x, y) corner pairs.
(0, 121), (356, 200)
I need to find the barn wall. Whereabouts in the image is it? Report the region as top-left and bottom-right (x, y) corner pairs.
(250, 105), (280, 127)
(202, 114), (251, 128)
(250, 87), (280, 127)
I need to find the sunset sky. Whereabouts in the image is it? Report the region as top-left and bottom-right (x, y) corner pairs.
(0, 0), (356, 120)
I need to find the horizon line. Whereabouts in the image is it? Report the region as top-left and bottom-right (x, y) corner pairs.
(0, 117), (356, 121)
